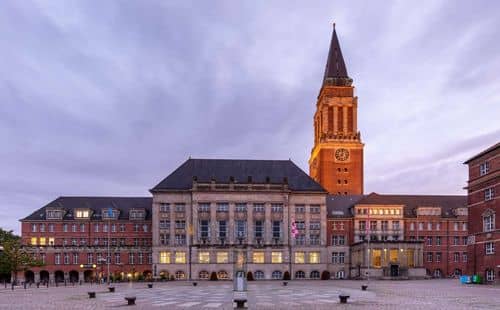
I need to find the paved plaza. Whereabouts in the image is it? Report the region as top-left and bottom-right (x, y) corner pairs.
(0, 280), (499, 309)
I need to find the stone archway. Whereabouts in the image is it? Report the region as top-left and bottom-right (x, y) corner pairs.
(84, 270), (94, 282)
(24, 270), (35, 283)
(69, 270), (79, 283)
(39, 270), (49, 283)
(54, 270), (64, 283)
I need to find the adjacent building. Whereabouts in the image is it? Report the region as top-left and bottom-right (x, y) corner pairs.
(465, 142), (499, 283)
(20, 197), (153, 283)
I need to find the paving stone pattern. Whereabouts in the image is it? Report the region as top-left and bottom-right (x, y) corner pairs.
(0, 280), (498, 309)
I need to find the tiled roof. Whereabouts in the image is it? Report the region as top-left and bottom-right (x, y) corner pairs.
(21, 197), (152, 221)
(357, 192), (467, 218)
(151, 159), (326, 193)
(326, 194), (364, 218)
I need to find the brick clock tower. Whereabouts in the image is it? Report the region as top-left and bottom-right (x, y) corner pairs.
(309, 24), (364, 195)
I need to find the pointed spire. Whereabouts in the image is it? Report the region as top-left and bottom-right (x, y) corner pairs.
(323, 23), (352, 86)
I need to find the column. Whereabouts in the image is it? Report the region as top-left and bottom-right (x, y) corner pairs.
(247, 203), (254, 245)
(265, 203), (272, 245)
(343, 106), (348, 134)
(229, 203), (235, 244)
(333, 106), (339, 133)
(210, 203), (217, 244)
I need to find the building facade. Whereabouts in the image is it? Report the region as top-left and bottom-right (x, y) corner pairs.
(19, 197), (153, 283)
(150, 159), (329, 280)
(465, 142), (500, 283)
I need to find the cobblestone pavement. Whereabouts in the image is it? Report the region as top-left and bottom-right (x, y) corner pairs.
(0, 280), (499, 309)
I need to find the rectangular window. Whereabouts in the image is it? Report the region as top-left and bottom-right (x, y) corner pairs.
(462, 222), (467, 231)
(462, 252), (467, 262)
(436, 252), (441, 262)
(310, 221), (320, 230)
(272, 221), (281, 239)
(271, 252), (282, 263)
(309, 252), (320, 264)
(55, 253), (61, 265)
(94, 224), (99, 232)
(199, 252), (210, 264)
(253, 252), (264, 263)
(392, 221), (400, 230)
(407, 249), (415, 267)
(310, 205), (320, 214)
(143, 224), (148, 232)
(39, 224), (45, 232)
(48, 224), (54, 232)
(369, 221), (377, 231)
(427, 222), (432, 231)
(73, 253), (79, 264)
(436, 236), (441, 246)
(480, 162), (490, 176)
(332, 235), (345, 246)
(175, 203), (185, 213)
(410, 222), (415, 231)
(129, 253), (134, 264)
(427, 237), (433, 246)
(486, 242), (495, 255)
(235, 203), (247, 212)
(454, 222), (459, 231)
(389, 249), (398, 263)
(72, 224), (77, 233)
(453, 252), (459, 262)
(271, 203), (283, 213)
(159, 220), (170, 229)
(418, 222), (423, 231)
(359, 221), (366, 231)
(253, 203), (265, 213)
(160, 234), (169, 245)
(103, 224), (108, 233)
(217, 252), (228, 263)
(87, 253), (93, 264)
(484, 215), (495, 232)
(75, 210), (89, 218)
(436, 222), (441, 231)
(30, 237), (37, 245)
(175, 220), (186, 229)
(31, 224), (37, 232)
(453, 236), (459, 245)
(120, 224), (126, 232)
(199, 220), (209, 239)
(426, 252), (433, 263)
(48, 237), (55, 246)
(198, 203), (210, 212)
(295, 252), (305, 264)
(381, 221), (388, 231)
(63, 224), (68, 232)
(160, 203), (170, 213)
(462, 236), (468, 245)
(218, 221), (227, 238)
(80, 223), (85, 232)
(175, 234), (186, 246)
(235, 220), (246, 239)
(216, 203), (229, 212)
(159, 251), (170, 264)
(295, 205), (305, 213)
(64, 253), (69, 265)
(175, 252), (186, 263)
(255, 221), (264, 239)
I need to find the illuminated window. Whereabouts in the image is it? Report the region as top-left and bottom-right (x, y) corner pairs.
(75, 210), (89, 218)
(253, 252), (265, 263)
(295, 252), (305, 264)
(390, 249), (398, 263)
(309, 252), (320, 264)
(30, 237), (37, 245)
(371, 249), (381, 268)
(217, 252), (228, 263)
(407, 249), (415, 267)
(159, 251), (170, 264)
(48, 237), (55, 246)
(175, 252), (186, 264)
(199, 252), (210, 264)
(39, 237), (46, 246)
(271, 252), (282, 263)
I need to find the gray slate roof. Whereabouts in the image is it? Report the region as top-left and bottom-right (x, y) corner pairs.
(326, 194), (364, 218)
(21, 197), (152, 221)
(151, 158), (326, 193)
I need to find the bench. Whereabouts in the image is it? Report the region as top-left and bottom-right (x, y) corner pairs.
(88, 292), (96, 299)
(234, 298), (247, 309)
(339, 295), (350, 304)
(125, 296), (136, 305)
(108, 287), (115, 293)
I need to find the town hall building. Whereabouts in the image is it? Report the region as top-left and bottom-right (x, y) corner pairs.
(18, 24), (496, 283)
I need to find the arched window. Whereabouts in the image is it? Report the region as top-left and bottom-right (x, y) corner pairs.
(217, 271), (228, 280)
(175, 270), (185, 280)
(199, 270), (209, 280)
(310, 270), (320, 279)
(295, 271), (305, 279)
(272, 271), (282, 280)
(254, 270), (264, 280)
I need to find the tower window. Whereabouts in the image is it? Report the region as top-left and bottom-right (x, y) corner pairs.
(344, 180), (348, 184)
(337, 180), (341, 184)
(344, 168), (348, 172)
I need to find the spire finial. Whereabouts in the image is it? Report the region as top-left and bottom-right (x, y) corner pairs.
(333, 22), (336, 29)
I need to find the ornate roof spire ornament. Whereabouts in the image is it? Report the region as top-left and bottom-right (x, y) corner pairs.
(323, 23), (353, 87)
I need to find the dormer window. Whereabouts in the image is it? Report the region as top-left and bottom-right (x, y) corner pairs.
(75, 209), (90, 219)
(102, 208), (119, 220)
(129, 209), (145, 220)
(46, 209), (64, 220)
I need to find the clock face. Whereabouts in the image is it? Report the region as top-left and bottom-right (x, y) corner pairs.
(335, 148), (350, 161)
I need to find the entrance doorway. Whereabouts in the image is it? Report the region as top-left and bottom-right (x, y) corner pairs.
(390, 264), (399, 277)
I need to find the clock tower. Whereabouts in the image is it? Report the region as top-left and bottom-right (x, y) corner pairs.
(309, 24), (364, 195)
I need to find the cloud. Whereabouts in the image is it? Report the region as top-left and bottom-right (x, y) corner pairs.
(1, 1), (499, 233)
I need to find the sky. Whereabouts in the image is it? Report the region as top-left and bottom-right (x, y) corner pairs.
(1, 1), (499, 234)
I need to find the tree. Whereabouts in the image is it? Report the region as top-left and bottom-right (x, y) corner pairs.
(0, 228), (43, 283)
